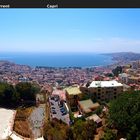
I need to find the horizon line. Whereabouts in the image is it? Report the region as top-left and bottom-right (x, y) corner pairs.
(0, 51), (137, 54)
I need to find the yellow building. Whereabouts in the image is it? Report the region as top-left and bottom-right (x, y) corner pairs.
(65, 86), (84, 108)
(80, 81), (123, 101)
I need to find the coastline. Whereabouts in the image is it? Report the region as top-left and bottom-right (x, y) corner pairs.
(0, 53), (114, 68)
(2, 51), (139, 68)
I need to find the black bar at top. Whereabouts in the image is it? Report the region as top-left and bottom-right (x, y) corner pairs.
(0, 0), (140, 8)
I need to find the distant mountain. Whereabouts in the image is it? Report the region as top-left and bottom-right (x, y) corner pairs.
(102, 52), (140, 62)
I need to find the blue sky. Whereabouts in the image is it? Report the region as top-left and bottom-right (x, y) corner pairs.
(0, 9), (140, 53)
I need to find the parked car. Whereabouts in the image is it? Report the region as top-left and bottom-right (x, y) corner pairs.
(62, 112), (67, 115)
(51, 102), (54, 105)
(60, 109), (66, 114)
(60, 108), (65, 111)
(59, 103), (63, 108)
(52, 111), (57, 114)
(54, 98), (59, 102)
(51, 97), (54, 100)
(51, 108), (56, 112)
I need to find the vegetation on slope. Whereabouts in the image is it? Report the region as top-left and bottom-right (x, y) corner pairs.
(13, 107), (34, 138)
(107, 91), (140, 139)
(43, 118), (96, 140)
(0, 82), (40, 108)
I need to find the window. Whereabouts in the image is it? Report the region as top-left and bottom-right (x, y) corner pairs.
(114, 92), (117, 95)
(94, 92), (97, 96)
(85, 89), (88, 92)
(98, 89), (101, 92)
(114, 88), (117, 91)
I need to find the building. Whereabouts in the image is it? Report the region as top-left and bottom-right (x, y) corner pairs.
(131, 60), (140, 69)
(86, 114), (102, 126)
(78, 99), (100, 115)
(52, 89), (66, 101)
(65, 86), (84, 109)
(119, 73), (129, 84)
(80, 80), (123, 101)
(127, 76), (140, 85)
(123, 84), (131, 92)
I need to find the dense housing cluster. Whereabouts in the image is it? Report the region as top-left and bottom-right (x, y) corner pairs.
(1, 59), (140, 140)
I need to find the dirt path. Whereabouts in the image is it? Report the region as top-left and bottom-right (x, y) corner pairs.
(28, 104), (46, 139)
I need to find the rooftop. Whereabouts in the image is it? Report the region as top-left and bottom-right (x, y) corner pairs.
(86, 114), (102, 124)
(65, 86), (82, 95)
(128, 76), (140, 80)
(78, 99), (100, 113)
(119, 73), (128, 77)
(52, 89), (66, 100)
(89, 80), (123, 88)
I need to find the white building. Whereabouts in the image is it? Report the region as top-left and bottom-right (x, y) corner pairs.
(80, 80), (123, 101)
(119, 73), (129, 84)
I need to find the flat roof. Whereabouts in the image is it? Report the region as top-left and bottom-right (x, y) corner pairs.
(78, 99), (100, 113)
(52, 89), (66, 100)
(89, 80), (123, 88)
(65, 86), (82, 95)
(86, 114), (102, 123)
(128, 76), (140, 80)
(119, 73), (128, 77)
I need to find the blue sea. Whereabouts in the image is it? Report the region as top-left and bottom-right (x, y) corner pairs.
(0, 52), (113, 68)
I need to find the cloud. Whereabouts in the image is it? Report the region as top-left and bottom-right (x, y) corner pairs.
(1, 36), (140, 53)
(90, 37), (140, 53)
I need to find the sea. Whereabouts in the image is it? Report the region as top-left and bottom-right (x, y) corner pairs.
(0, 52), (113, 68)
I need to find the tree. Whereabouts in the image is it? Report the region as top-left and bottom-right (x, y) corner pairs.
(43, 119), (69, 140)
(94, 106), (103, 115)
(100, 128), (117, 140)
(0, 82), (19, 106)
(43, 119), (96, 140)
(0, 82), (40, 107)
(15, 82), (40, 101)
(86, 119), (97, 139)
(71, 119), (96, 140)
(108, 91), (140, 139)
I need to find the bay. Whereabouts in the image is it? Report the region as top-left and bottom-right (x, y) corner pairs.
(0, 52), (113, 68)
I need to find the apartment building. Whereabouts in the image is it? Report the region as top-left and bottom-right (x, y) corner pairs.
(80, 80), (123, 101)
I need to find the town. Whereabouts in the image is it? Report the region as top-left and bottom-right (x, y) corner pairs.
(0, 59), (140, 140)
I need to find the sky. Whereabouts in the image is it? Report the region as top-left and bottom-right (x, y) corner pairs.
(0, 9), (140, 53)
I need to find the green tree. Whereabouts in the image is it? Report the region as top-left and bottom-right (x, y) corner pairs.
(0, 82), (19, 106)
(94, 106), (103, 115)
(71, 119), (96, 140)
(108, 91), (140, 139)
(100, 128), (117, 140)
(43, 120), (69, 140)
(15, 82), (40, 101)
